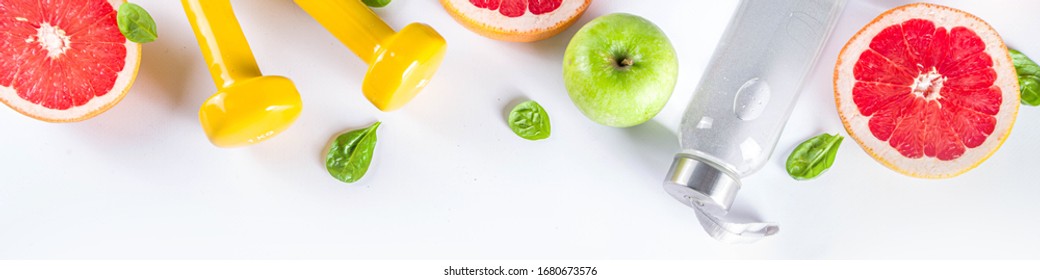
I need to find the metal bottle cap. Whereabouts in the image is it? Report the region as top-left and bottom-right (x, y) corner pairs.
(663, 153), (741, 217)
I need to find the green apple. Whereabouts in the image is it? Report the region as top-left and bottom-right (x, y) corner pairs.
(563, 13), (678, 127)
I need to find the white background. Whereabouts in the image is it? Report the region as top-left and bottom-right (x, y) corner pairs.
(2, 0), (1039, 259)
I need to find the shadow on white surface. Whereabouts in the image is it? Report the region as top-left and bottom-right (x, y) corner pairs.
(620, 120), (678, 188)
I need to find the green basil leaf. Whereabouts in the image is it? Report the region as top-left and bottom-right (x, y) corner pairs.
(326, 122), (381, 183)
(1009, 48), (1040, 106)
(117, 3), (157, 43)
(508, 100), (551, 140)
(786, 133), (844, 180)
(363, 0), (391, 8)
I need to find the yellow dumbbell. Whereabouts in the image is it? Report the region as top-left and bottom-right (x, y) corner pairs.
(295, 0), (447, 111)
(182, 0), (303, 147)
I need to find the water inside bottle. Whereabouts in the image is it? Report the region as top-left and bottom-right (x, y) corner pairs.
(678, 0), (847, 176)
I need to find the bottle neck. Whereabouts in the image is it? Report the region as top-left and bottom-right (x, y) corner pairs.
(664, 153), (742, 215)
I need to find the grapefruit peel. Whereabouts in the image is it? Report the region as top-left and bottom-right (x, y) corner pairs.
(0, 0), (141, 122)
(834, 3), (1019, 178)
(440, 0), (591, 42)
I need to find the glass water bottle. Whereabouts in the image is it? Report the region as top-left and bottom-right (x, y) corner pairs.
(664, 0), (847, 243)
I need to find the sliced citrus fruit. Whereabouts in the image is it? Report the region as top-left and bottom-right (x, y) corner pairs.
(0, 0), (141, 122)
(440, 0), (590, 42)
(834, 3), (1019, 178)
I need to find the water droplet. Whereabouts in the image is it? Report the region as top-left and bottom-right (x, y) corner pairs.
(732, 78), (771, 120)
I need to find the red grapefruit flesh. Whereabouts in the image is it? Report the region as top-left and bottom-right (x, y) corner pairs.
(834, 3), (1019, 178)
(0, 0), (141, 122)
(441, 0), (590, 42)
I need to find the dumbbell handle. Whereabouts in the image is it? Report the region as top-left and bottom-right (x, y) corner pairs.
(294, 0), (395, 64)
(182, 0), (262, 88)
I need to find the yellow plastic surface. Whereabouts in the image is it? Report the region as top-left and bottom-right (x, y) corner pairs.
(295, 0), (446, 111)
(183, 0), (302, 148)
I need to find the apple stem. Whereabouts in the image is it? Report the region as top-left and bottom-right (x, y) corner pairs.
(614, 57), (634, 70)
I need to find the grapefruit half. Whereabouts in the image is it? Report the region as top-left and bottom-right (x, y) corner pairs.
(0, 0), (141, 122)
(834, 3), (1019, 178)
(440, 0), (591, 42)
